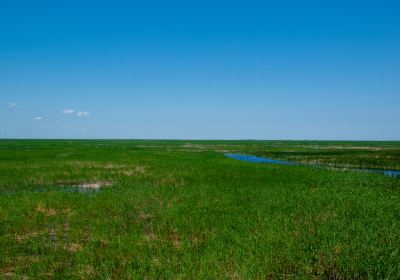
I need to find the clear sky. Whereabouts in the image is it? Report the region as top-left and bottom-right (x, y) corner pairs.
(1, 0), (399, 140)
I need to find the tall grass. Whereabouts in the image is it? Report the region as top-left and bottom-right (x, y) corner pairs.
(0, 140), (399, 279)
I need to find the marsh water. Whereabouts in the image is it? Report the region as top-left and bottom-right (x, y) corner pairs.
(225, 154), (400, 177)
(0, 184), (102, 196)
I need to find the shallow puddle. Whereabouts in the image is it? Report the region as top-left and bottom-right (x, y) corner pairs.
(64, 181), (113, 193)
(0, 182), (112, 196)
(76, 183), (101, 193)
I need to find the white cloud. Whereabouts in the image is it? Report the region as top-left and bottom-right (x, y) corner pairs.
(61, 109), (89, 117)
(61, 109), (75, 114)
(34, 116), (43, 121)
(76, 111), (90, 117)
(9, 102), (23, 109)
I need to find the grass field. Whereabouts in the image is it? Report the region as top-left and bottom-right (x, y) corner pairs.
(1, 140), (399, 279)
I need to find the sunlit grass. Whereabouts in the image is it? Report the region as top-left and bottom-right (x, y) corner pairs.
(0, 140), (399, 279)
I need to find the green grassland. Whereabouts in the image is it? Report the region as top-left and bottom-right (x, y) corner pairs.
(1, 140), (399, 279)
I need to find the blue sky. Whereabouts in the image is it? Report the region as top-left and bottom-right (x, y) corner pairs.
(1, 0), (399, 139)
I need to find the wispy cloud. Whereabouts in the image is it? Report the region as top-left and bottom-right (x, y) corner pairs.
(61, 109), (90, 117)
(8, 102), (23, 109)
(61, 109), (75, 114)
(76, 111), (90, 117)
(4, 102), (91, 123)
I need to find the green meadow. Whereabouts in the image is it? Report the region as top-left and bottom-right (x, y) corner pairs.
(1, 140), (399, 279)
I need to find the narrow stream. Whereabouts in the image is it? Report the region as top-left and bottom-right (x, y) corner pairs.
(225, 154), (400, 177)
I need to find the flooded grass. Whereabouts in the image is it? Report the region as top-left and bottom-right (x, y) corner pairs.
(0, 140), (399, 279)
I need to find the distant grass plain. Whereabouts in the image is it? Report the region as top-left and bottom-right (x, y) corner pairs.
(1, 140), (399, 279)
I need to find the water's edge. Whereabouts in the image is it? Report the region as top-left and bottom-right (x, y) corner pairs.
(225, 154), (400, 177)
